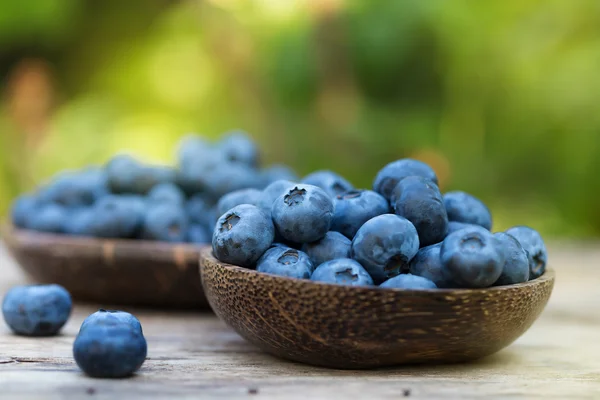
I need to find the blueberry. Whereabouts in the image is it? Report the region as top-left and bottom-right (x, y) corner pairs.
(391, 176), (448, 247)
(73, 324), (147, 378)
(187, 224), (211, 244)
(311, 258), (374, 286)
(380, 274), (437, 289)
(271, 184), (334, 243)
(257, 180), (296, 214)
(202, 162), (263, 199)
(133, 166), (177, 195)
(11, 194), (39, 228)
(148, 182), (185, 205)
(218, 130), (259, 167)
(64, 208), (95, 236)
(446, 221), (481, 236)
(186, 194), (217, 229)
(351, 214), (420, 284)
(256, 247), (314, 279)
(176, 134), (213, 170)
(440, 226), (505, 288)
(88, 195), (145, 238)
(142, 203), (189, 243)
(260, 165), (298, 186)
(212, 204), (275, 267)
(27, 203), (68, 233)
(409, 243), (455, 288)
(79, 309), (143, 334)
(177, 152), (226, 194)
(301, 231), (352, 266)
(216, 188), (262, 217)
(443, 191), (492, 230)
(106, 155), (175, 194)
(331, 190), (389, 239)
(2, 284), (72, 336)
(39, 170), (107, 207)
(493, 232), (530, 285)
(373, 159), (438, 200)
(505, 226), (547, 279)
(301, 170), (353, 198)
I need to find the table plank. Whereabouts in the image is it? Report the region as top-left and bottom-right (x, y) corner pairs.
(0, 241), (599, 399)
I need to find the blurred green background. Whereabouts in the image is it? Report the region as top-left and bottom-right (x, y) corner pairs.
(0, 0), (598, 237)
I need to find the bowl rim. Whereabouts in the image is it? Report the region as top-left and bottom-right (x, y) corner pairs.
(200, 247), (555, 294)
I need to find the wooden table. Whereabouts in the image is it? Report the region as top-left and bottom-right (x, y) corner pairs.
(0, 241), (598, 399)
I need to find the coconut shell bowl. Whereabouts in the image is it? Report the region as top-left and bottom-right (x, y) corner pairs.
(200, 247), (555, 369)
(2, 224), (209, 309)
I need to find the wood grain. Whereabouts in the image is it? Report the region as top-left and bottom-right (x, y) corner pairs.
(0, 241), (599, 399)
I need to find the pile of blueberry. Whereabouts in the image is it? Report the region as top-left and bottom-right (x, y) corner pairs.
(212, 159), (548, 289)
(10, 131), (297, 244)
(2, 284), (146, 378)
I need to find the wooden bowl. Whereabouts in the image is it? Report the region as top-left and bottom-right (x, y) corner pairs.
(2, 224), (210, 309)
(200, 248), (555, 369)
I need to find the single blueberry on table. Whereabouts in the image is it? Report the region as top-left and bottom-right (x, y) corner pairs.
(212, 204), (275, 267)
(373, 159), (438, 200)
(505, 226), (547, 279)
(216, 188), (263, 217)
(351, 214), (420, 284)
(391, 176), (448, 247)
(443, 191), (492, 230)
(256, 247), (314, 279)
(88, 195), (145, 238)
(79, 309), (143, 334)
(440, 226), (505, 288)
(301, 170), (353, 198)
(311, 258), (374, 286)
(446, 221), (481, 236)
(493, 232), (530, 285)
(148, 182), (185, 205)
(271, 184), (334, 243)
(73, 324), (147, 378)
(187, 224), (211, 244)
(409, 243), (456, 288)
(257, 180), (296, 214)
(301, 231), (352, 267)
(26, 203), (68, 233)
(331, 190), (390, 239)
(142, 203), (189, 243)
(2, 284), (72, 336)
(11, 194), (39, 228)
(260, 164), (298, 186)
(218, 130), (259, 167)
(380, 274), (437, 289)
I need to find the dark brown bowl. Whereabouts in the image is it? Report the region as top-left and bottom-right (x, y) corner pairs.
(1, 224), (210, 309)
(200, 248), (555, 369)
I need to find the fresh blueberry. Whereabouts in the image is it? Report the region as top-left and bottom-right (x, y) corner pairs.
(311, 258), (374, 286)
(11, 194), (39, 228)
(493, 232), (530, 285)
(26, 203), (68, 233)
(202, 162), (262, 199)
(187, 224), (211, 244)
(176, 134), (213, 170)
(186, 194), (216, 228)
(176, 151), (225, 194)
(409, 243), (455, 288)
(373, 159), (438, 200)
(39, 169), (107, 207)
(391, 176), (448, 247)
(257, 180), (296, 214)
(2, 284), (72, 336)
(380, 274), (437, 289)
(106, 155), (175, 195)
(260, 165), (298, 186)
(440, 226), (505, 288)
(88, 195), (145, 238)
(271, 184), (334, 243)
(256, 247), (314, 279)
(446, 221), (481, 236)
(79, 309), (143, 334)
(218, 130), (259, 167)
(133, 166), (177, 195)
(443, 191), (492, 230)
(301, 231), (352, 266)
(64, 208), (95, 236)
(73, 324), (147, 378)
(216, 188), (262, 217)
(301, 170), (353, 198)
(351, 214), (420, 284)
(142, 203), (189, 243)
(505, 226), (547, 279)
(148, 182), (185, 205)
(331, 190), (389, 239)
(212, 204), (275, 267)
